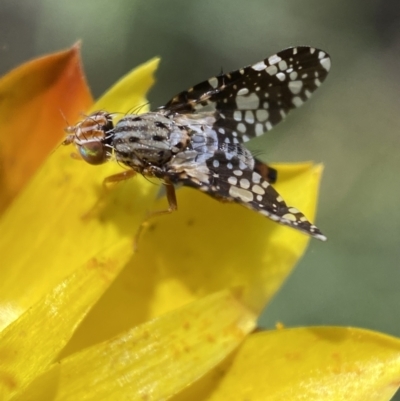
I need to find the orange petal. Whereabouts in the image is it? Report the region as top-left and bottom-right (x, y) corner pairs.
(0, 240), (132, 400)
(11, 290), (256, 401)
(179, 327), (400, 401)
(0, 44), (92, 214)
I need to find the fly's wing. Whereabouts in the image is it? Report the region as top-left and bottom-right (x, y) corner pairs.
(162, 46), (330, 239)
(159, 46), (331, 144)
(179, 150), (326, 241)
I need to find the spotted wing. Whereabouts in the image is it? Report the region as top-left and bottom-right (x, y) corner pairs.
(178, 150), (326, 240)
(159, 46), (330, 144)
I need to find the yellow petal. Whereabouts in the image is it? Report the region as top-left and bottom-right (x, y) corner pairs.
(0, 58), (160, 331)
(11, 290), (256, 401)
(179, 327), (400, 401)
(0, 44), (92, 214)
(142, 162), (322, 314)
(91, 57), (160, 117)
(59, 162), (323, 355)
(0, 240), (132, 400)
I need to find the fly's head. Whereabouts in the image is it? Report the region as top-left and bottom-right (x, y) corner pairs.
(112, 112), (190, 168)
(63, 111), (114, 165)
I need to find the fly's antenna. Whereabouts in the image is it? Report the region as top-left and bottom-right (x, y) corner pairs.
(59, 109), (71, 129)
(108, 111), (124, 119)
(136, 102), (149, 114)
(51, 110), (74, 156)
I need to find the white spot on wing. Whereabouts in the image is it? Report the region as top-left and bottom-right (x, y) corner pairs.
(237, 88), (249, 96)
(252, 61), (267, 71)
(256, 109), (269, 122)
(237, 123), (246, 133)
(255, 123), (264, 136)
(292, 96), (303, 107)
(278, 60), (288, 71)
(320, 56), (331, 71)
(268, 54), (282, 65)
(252, 184), (265, 195)
(236, 92), (260, 110)
(229, 186), (254, 202)
(240, 178), (250, 189)
(208, 77), (218, 89)
(252, 172), (261, 184)
(266, 65), (278, 76)
(283, 213), (297, 222)
(228, 176), (237, 185)
(245, 110), (255, 124)
(266, 213), (280, 221)
(288, 80), (303, 94)
(276, 72), (286, 81)
(234, 111), (242, 121)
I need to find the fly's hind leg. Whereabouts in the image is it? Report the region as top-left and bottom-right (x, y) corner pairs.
(254, 158), (277, 184)
(134, 178), (177, 250)
(148, 178), (178, 217)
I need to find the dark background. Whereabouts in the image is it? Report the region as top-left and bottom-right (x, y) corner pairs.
(1, 0), (400, 395)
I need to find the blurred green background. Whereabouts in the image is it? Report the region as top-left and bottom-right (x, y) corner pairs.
(1, 0), (400, 389)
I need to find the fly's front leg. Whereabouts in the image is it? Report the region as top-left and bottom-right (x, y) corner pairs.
(82, 169), (136, 220)
(134, 178), (178, 250)
(103, 170), (137, 189)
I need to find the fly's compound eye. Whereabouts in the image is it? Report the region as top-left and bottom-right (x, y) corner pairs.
(78, 141), (110, 165)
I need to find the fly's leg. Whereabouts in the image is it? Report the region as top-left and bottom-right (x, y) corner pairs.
(147, 178), (178, 216)
(103, 170), (137, 188)
(134, 178), (177, 250)
(82, 170), (137, 220)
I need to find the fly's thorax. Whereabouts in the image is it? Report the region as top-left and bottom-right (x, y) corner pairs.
(112, 112), (190, 168)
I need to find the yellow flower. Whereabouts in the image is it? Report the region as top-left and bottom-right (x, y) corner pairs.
(1, 45), (400, 401)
